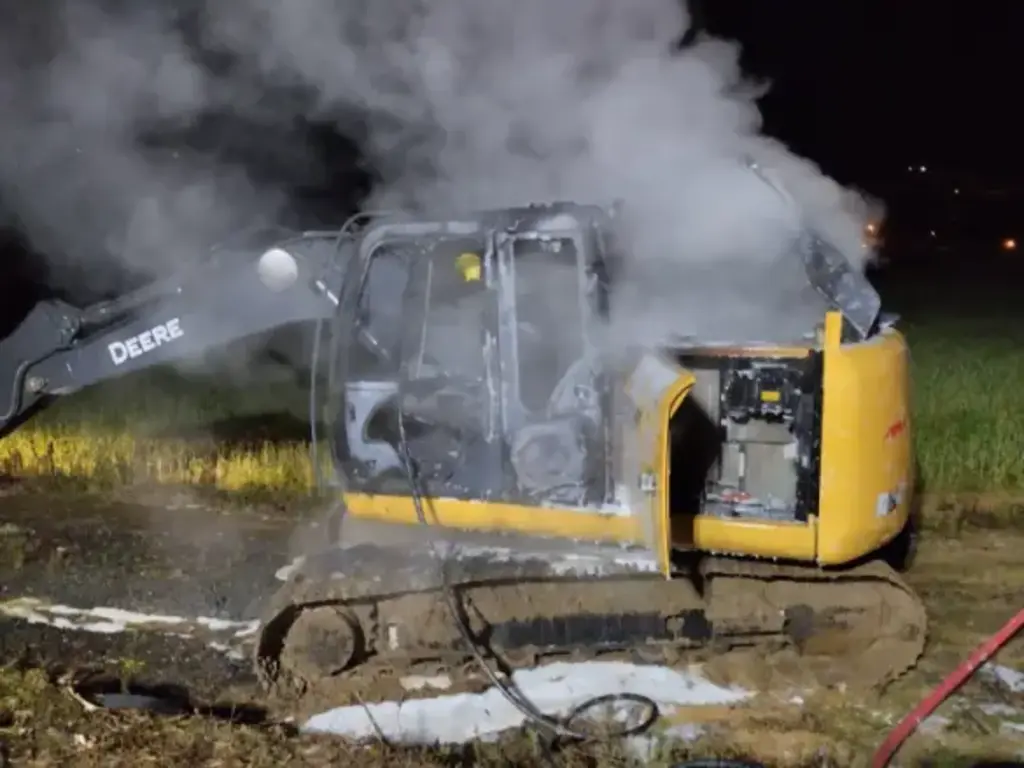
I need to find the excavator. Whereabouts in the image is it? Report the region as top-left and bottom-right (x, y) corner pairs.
(0, 164), (925, 713)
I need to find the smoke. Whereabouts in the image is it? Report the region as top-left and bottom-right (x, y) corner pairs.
(0, 2), (288, 292)
(196, 0), (883, 344)
(1, 0), (882, 346)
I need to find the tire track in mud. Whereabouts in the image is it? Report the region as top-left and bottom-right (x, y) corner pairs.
(0, 492), (308, 702)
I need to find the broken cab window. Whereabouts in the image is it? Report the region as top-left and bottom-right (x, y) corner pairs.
(402, 239), (490, 384)
(512, 237), (587, 414)
(354, 243), (410, 377)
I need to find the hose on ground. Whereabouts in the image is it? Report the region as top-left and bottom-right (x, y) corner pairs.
(394, 402), (659, 744)
(872, 605), (1024, 768)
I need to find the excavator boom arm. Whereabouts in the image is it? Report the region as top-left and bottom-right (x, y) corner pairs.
(0, 232), (349, 437)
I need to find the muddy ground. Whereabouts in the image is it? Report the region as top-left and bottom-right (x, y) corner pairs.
(0, 487), (1023, 766)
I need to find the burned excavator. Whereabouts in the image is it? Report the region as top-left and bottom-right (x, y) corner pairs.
(0, 168), (925, 713)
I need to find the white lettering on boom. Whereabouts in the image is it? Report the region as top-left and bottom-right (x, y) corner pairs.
(108, 318), (184, 366)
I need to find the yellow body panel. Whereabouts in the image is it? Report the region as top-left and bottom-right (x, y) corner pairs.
(685, 517), (817, 561)
(343, 492), (644, 544)
(816, 314), (913, 565)
(339, 313), (913, 571)
(647, 367), (696, 576)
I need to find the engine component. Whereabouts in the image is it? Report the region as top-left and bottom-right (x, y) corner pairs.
(722, 362), (801, 424)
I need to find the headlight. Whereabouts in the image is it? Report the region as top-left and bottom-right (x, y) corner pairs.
(257, 247), (299, 291)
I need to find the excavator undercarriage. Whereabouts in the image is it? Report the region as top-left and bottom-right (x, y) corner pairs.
(256, 525), (925, 712)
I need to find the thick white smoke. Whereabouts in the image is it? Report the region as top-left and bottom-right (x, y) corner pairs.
(0, 3), (284, 288)
(199, 0), (882, 344)
(2, 0), (882, 345)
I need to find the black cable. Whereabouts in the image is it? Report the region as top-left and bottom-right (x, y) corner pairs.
(393, 357), (658, 745)
(320, 218), (664, 749)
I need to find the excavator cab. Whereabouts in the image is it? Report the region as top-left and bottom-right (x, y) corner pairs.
(330, 205), (612, 510)
(325, 202), (912, 572)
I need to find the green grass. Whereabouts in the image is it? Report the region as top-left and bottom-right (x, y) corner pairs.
(908, 314), (1024, 493)
(2, 305), (1023, 498)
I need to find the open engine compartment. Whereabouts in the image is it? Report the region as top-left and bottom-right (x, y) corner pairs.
(669, 349), (823, 525)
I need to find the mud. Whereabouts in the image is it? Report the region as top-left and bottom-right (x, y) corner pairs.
(0, 490), (947, 727)
(0, 490), (307, 706)
(0, 615), (251, 702)
(0, 493), (296, 618)
(0, 490), (1019, 765)
(254, 525), (924, 724)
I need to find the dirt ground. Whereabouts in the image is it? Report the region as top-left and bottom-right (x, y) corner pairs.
(0, 487), (1023, 767)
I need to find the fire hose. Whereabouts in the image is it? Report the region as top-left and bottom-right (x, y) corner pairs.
(871, 605), (1024, 768)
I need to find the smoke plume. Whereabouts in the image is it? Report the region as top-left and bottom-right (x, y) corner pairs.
(201, 0), (882, 344)
(0, 4), (279, 293)
(2, 0), (882, 345)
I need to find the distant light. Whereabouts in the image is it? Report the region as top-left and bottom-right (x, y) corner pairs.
(930, 230), (936, 237)
(866, 222), (877, 234)
(1003, 238), (1017, 251)
(953, 188), (960, 195)
(919, 165), (927, 172)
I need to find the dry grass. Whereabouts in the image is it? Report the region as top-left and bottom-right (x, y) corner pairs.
(0, 666), (805, 768)
(0, 368), (320, 495)
(0, 427), (314, 494)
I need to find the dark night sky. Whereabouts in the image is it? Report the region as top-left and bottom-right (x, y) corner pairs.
(710, 1), (1023, 187)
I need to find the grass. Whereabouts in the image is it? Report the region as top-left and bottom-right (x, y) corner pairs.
(0, 364), (320, 496)
(0, 666), (853, 767)
(908, 314), (1024, 493)
(1, 291), (1024, 499)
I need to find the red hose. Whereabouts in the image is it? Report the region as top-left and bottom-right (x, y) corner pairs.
(872, 606), (1024, 768)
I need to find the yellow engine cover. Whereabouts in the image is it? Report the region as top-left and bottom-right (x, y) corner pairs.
(816, 313), (913, 564)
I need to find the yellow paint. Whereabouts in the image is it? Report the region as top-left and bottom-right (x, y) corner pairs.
(343, 492), (644, 545)
(823, 309), (843, 348)
(685, 516), (817, 561)
(650, 370), (696, 577)
(340, 311), (913, 572)
(455, 252), (482, 281)
(817, 320), (912, 565)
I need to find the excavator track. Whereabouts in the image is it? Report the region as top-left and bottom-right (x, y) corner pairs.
(254, 535), (926, 711)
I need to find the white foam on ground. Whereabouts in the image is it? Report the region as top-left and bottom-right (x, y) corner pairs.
(984, 663), (1024, 694)
(0, 597), (258, 643)
(276, 542), (660, 583)
(400, 674), (453, 692)
(302, 660), (751, 745)
(275, 555), (307, 582)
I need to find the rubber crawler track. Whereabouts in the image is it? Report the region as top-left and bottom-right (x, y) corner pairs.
(253, 542), (926, 708)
